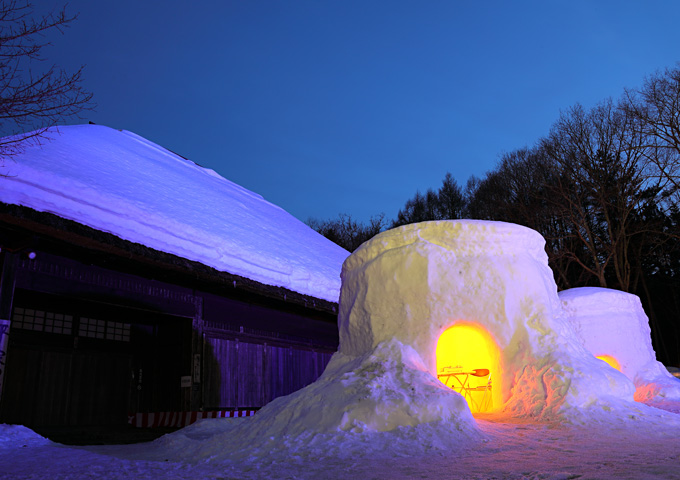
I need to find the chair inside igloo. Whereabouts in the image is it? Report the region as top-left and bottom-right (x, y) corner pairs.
(435, 322), (501, 413)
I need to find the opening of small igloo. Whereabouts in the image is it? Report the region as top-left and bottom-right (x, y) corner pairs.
(436, 323), (500, 413)
(596, 355), (622, 372)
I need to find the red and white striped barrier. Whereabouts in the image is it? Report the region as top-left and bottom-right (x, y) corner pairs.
(127, 409), (257, 428)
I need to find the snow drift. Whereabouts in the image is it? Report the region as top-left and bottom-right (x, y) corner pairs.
(0, 124), (349, 302)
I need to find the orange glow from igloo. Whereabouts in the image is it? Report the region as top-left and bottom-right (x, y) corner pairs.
(596, 355), (622, 372)
(436, 323), (500, 413)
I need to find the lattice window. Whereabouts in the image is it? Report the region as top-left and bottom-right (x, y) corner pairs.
(79, 317), (130, 342)
(12, 308), (73, 335)
(106, 321), (130, 342)
(79, 317), (107, 339)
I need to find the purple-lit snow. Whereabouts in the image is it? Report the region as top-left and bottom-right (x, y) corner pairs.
(2, 416), (680, 479)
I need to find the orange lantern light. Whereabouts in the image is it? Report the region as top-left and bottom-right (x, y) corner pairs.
(435, 323), (500, 413)
(596, 354), (622, 372)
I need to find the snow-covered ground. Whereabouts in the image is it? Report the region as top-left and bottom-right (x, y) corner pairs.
(2, 407), (680, 480)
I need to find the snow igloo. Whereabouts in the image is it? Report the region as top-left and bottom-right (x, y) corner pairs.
(337, 220), (639, 421)
(560, 287), (680, 403)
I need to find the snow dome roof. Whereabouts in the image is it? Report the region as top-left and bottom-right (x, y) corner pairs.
(0, 124), (349, 302)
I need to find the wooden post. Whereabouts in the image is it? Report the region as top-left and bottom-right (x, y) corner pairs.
(0, 252), (17, 405)
(191, 295), (204, 411)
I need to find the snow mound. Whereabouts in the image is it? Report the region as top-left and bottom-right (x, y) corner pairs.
(0, 424), (50, 450)
(0, 125), (348, 302)
(560, 287), (680, 402)
(145, 339), (481, 464)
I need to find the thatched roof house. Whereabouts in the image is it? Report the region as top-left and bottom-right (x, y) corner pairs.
(0, 125), (348, 428)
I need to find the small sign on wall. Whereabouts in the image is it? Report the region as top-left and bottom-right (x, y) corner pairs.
(180, 375), (192, 388)
(193, 354), (201, 384)
(0, 319), (10, 396)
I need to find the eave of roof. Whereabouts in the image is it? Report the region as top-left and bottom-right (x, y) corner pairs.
(0, 202), (338, 316)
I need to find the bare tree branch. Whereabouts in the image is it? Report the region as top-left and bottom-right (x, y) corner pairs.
(0, 1), (93, 159)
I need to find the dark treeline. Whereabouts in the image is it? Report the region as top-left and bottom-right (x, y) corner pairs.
(306, 213), (388, 253)
(307, 65), (680, 365)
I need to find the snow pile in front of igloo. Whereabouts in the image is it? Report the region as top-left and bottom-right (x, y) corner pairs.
(147, 339), (481, 463)
(560, 287), (680, 403)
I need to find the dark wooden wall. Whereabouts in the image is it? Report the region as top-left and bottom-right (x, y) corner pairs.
(3, 347), (132, 426)
(1, 289), (192, 427)
(0, 244), (339, 427)
(203, 336), (332, 409)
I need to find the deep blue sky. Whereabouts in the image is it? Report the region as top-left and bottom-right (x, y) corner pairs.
(45, 1), (680, 224)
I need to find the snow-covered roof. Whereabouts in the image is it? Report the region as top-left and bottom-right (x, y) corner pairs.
(0, 124), (349, 303)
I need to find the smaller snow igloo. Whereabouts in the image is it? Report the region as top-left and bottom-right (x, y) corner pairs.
(560, 287), (680, 403)
(339, 220), (635, 420)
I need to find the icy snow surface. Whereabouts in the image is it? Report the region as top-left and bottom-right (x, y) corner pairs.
(4, 414), (680, 479)
(0, 125), (349, 302)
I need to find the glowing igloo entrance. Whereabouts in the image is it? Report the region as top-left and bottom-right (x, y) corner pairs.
(596, 355), (621, 372)
(436, 324), (500, 413)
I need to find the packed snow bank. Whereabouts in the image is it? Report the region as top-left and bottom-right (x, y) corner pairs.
(141, 339), (482, 463)
(560, 287), (680, 402)
(3, 419), (680, 480)
(0, 424), (50, 449)
(6, 416), (680, 480)
(0, 125), (348, 302)
(339, 220), (641, 421)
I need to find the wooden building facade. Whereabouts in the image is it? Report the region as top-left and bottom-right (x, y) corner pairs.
(0, 203), (339, 428)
